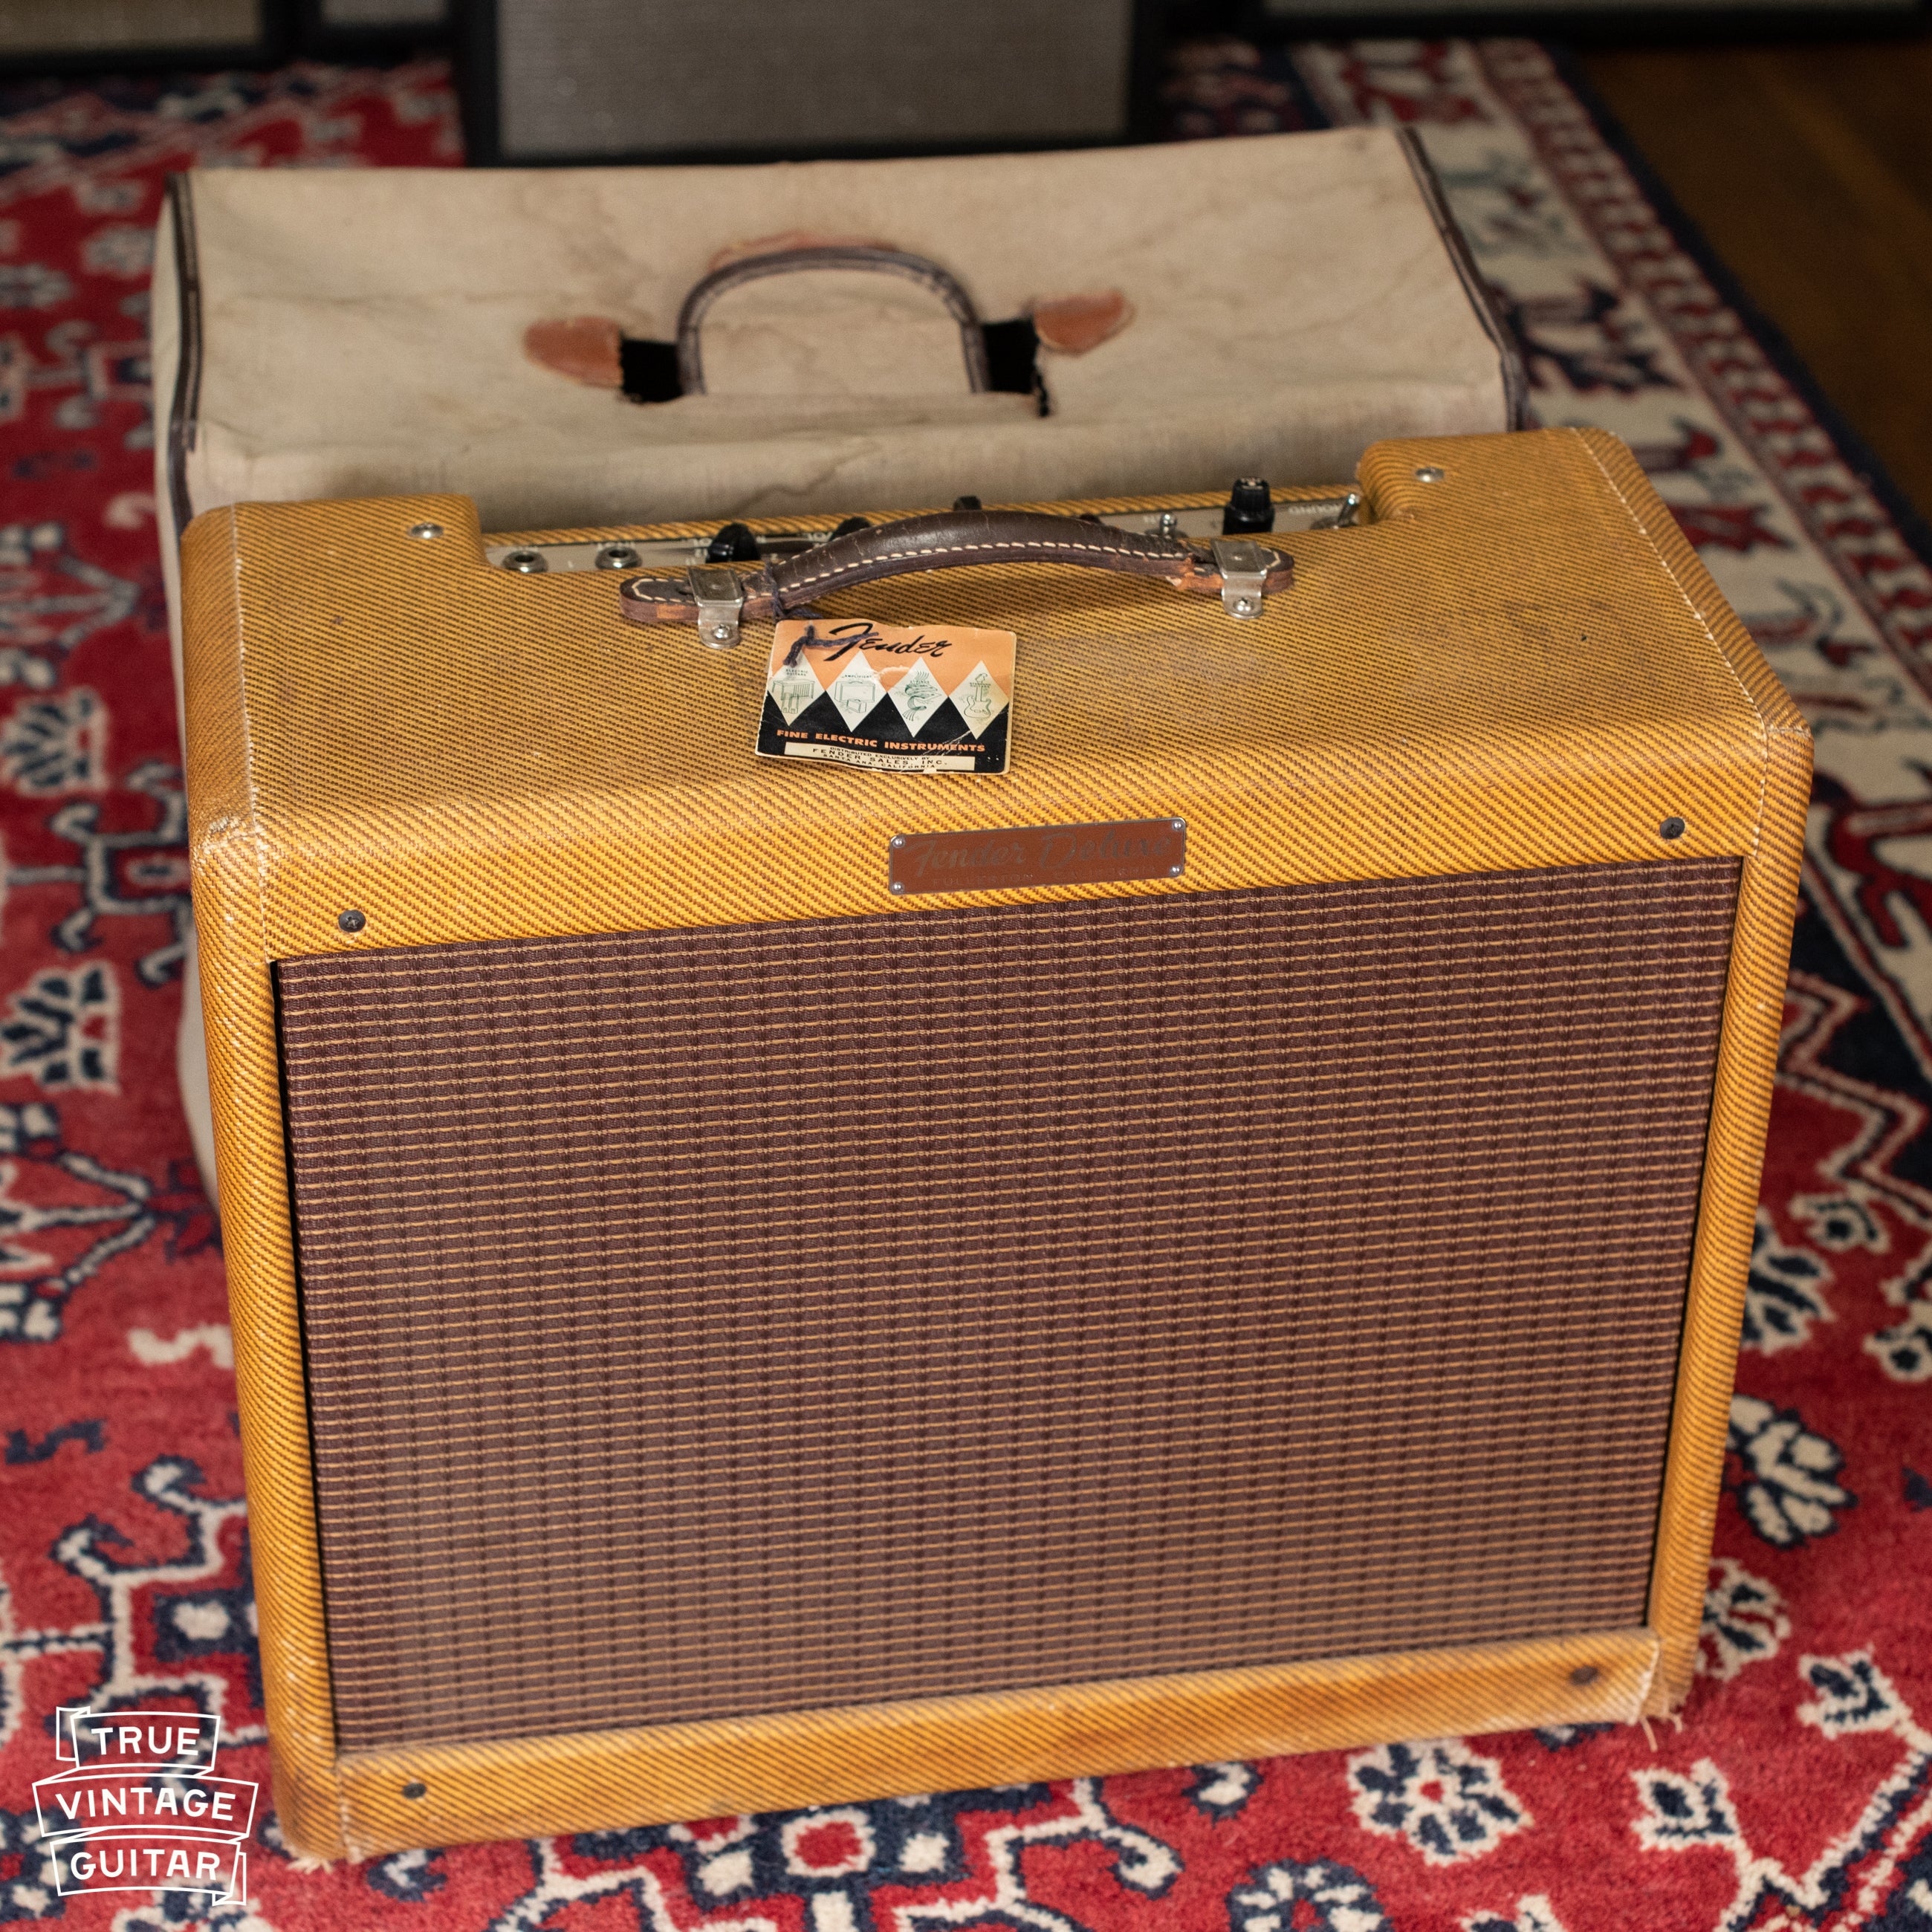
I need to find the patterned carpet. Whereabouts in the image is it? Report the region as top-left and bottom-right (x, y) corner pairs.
(0, 36), (1929, 1932)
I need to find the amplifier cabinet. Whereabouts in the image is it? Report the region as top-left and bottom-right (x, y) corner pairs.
(0, 0), (285, 74)
(181, 429), (1808, 1858)
(458, 0), (1157, 166)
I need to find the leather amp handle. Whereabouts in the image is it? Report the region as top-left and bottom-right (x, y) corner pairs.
(617, 509), (1294, 625)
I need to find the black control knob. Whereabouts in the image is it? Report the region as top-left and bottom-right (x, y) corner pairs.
(704, 521), (761, 563)
(1222, 478), (1274, 535)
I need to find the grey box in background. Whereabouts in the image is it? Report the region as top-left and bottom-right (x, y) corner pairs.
(461, 0), (1155, 165)
(0, 0), (276, 68)
(317, 0), (446, 23)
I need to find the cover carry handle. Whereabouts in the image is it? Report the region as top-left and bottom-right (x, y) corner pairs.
(676, 246), (992, 397)
(617, 509), (1294, 629)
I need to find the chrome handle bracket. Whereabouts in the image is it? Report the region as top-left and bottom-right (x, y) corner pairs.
(1210, 538), (1271, 620)
(687, 565), (747, 649)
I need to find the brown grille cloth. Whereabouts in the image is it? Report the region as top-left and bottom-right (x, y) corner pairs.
(276, 858), (1740, 1751)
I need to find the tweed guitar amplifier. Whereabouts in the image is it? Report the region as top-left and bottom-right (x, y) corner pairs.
(182, 427), (1807, 1860)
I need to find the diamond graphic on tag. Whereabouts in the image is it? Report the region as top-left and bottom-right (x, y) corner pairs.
(953, 661), (1008, 736)
(828, 655), (886, 728)
(889, 659), (946, 733)
(768, 657), (822, 724)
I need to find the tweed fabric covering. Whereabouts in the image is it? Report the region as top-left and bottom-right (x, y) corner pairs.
(179, 428), (1782, 963)
(0, 39), (1927, 1932)
(181, 423), (1806, 1858)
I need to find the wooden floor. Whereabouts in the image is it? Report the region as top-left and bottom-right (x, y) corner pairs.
(1582, 28), (1932, 524)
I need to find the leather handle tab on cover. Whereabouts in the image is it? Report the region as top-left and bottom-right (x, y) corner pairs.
(617, 510), (1294, 626)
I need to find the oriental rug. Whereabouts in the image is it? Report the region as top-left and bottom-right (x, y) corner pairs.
(0, 36), (1928, 1932)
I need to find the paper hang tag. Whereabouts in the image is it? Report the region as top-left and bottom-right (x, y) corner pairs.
(756, 618), (1014, 775)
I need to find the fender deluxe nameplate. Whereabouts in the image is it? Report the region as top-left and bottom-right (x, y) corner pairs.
(889, 818), (1187, 895)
